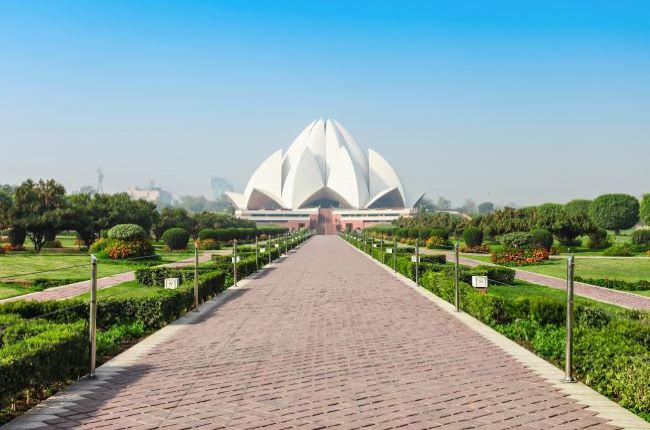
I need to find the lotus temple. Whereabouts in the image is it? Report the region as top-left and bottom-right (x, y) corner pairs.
(226, 119), (422, 234)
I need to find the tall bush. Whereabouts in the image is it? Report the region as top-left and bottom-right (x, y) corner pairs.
(500, 232), (534, 249)
(641, 194), (650, 226)
(587, 228), (610, 249)
(530, 228), (554, 250)
(463, 227), (483, 247)
(631, 228), (650, 245)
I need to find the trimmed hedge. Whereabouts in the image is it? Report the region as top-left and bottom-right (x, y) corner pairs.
(574, 276), (650, 292)
(198, 228), (219, 241)
(0, 320), (87, 406)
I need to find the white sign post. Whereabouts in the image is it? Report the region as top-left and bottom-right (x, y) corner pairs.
(164, 278), (180, 290)
(386, 247), (393, 254)
(471, 275), (488, 290)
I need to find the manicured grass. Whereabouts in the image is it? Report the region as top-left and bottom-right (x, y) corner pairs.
(463, 254), (650, 283)
(487, 280), (627, 314)
(76, 280), (170, 300)
(0, 283), (45, 300)
(0, 251), (194, 284)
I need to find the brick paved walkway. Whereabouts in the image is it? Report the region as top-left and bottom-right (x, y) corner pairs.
(427, 250), (650, 311)
(0, 254), (214, 304)
(4, 237), (625, 429)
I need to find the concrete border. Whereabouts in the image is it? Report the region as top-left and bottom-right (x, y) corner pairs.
(1, 253), (293, 430)
(341, 237), (650, 430)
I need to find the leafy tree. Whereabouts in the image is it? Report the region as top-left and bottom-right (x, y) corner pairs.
(0, 185), (14, 229)
(394, 212), (468, 236)
(478, 202), (494, 215)
(563, 199), (595, 237)
(589, 194), (640, 235)
(67, 193), (98, 247)
(535, 202), (592, 245)
(640, 194), (650, 226)
(12, 179), (67, 252)
(153, 207), (197, 240)
(91, 193), (158, 235)
(478, 207), (537, 238)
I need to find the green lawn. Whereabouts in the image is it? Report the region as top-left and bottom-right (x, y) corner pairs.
(0, 283), (43, 300)
(462, 254), (650, 283)
(0, 251), (194, 284)
(487, 280), (627, 314)
(76, 280), (170, 300)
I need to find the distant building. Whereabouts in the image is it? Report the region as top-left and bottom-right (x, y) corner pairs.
(210, 177), (234, 200)
(127, 185), (173, 206)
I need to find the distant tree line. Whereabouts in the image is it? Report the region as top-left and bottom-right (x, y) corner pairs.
(402, 193), (649, 245)
(0, 179), (254, 252)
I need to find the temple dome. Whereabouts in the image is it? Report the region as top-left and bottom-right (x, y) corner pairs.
(226, 119), (421, 210)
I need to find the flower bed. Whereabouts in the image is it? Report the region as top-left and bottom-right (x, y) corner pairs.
(460, 244), (491, 254)
(491, 248), (549, 266)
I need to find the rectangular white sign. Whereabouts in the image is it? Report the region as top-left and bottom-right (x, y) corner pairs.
(472, 276), (488, 289)
(231, 256), (241, 263)
(260, 247), (266, 253)
(164, 278), (179, 289)
(386, 248), (393, 254)
(411, 255), (419, 263)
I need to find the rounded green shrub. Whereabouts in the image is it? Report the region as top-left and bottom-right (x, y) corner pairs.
(107, 224), (147, 241)
(587, 228), (611, 249)
(631, 228), (650, 245)
(198, 228), (220, 241)
(162, 228), (190, 250)
(500, 231), (534, 249)
(603, 243), (635, 257)
(463, 227), (484, 247)
(530, 228), (553, 250)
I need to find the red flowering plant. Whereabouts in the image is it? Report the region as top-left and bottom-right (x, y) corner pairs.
(491, 248), (549, 266)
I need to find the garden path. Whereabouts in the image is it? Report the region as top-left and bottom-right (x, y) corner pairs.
(0, 253), (215, 304)
(428, 250), (650, 311)
(4, 236), (643, 429)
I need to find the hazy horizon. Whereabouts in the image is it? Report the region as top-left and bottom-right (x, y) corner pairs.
(1, 1), (649, 206)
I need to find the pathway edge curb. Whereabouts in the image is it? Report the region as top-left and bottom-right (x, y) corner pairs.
(341, 237), (650, 430)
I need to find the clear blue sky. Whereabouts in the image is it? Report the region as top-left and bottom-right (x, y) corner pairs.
(1, 0), (649, 206)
